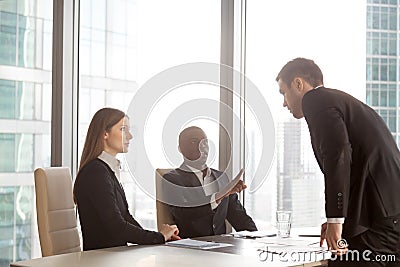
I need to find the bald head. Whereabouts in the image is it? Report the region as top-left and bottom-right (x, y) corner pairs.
(178, 126), (208, 161)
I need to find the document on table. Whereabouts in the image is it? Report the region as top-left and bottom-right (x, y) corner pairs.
(230, 230), (277, 238)
(260, 238), (321, 247)
(259, 245), (327, 254)
(166, 239), (233, 250)
(258, 238), (328, 254)
(215, 169), (244, 200)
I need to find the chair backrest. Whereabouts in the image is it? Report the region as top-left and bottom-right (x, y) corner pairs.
(155, 168), (175, 231)
(34, 167), (81, 257)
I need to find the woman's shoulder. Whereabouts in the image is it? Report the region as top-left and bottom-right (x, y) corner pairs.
(75, 159), (115, 192)
(77, 158), (111, 179)
(82, 158), (108, 171)
(74, 159), (114, 198)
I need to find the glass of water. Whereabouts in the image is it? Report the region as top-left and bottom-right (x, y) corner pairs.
(276, 211), (292, 238)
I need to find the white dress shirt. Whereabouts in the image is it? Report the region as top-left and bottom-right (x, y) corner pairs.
(185, 165), (219, 210)
(327, 217), (345, 224)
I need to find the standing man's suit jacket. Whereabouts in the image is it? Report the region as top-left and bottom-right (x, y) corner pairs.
(75, 159), (164, 250)
(163, 166), (257, 238)
(302, 87), (400, 238)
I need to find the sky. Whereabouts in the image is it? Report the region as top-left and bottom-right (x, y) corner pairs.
(135, 0), (366, 121)
(125, 0), (367, 191)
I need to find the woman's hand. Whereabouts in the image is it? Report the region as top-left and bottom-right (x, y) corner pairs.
(159, 224), (181, 241)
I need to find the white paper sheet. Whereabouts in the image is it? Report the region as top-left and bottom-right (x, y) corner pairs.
(231, 230), (277, 238)
(166, 239), (234, 250)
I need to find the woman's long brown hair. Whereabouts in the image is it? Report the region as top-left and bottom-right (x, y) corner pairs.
(74, 107), (125, 202)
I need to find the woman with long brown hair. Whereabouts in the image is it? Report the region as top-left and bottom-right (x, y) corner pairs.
(73, 107), (179, 250)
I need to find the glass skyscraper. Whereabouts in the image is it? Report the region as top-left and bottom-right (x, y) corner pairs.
(366, 0), (399, 146)
(0, 0), (52, 266)
(276, 119), (325, 227)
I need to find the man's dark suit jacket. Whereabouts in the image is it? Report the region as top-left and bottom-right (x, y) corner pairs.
(302, 87), (400, 238)
(74, 158), (164, 250)
(163, 166), (257, 238)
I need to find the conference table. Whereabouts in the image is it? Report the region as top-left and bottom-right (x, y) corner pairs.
(11, 234), (329, 267)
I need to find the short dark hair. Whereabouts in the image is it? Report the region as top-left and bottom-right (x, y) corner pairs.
(276, 58), (323, 88)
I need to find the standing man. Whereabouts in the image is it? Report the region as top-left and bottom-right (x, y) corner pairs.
(162, 126), (257, 238)
(276, 58), (400, 266)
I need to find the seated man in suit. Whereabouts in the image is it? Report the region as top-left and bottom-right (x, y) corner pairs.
(162, 126), (257, 238)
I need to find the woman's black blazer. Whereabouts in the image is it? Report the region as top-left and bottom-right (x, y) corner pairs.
(74, 158), (164, 250)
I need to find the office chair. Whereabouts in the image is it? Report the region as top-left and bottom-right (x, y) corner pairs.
(34, 167), (81, 256)
(155, 168), (175, 231)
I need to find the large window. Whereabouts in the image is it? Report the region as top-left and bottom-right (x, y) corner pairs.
(244, 0), (366, 229)
(0, 0), (52, 265)
(77, 0), (221, 230)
